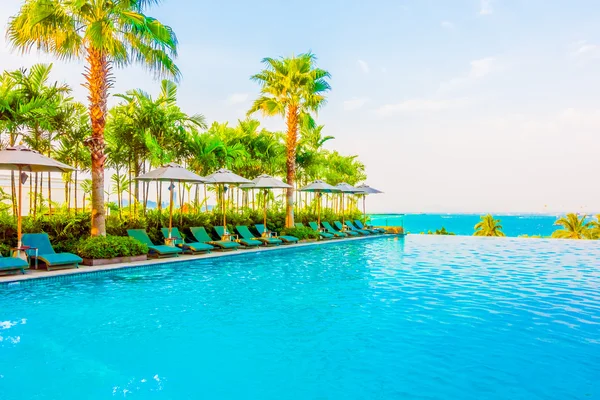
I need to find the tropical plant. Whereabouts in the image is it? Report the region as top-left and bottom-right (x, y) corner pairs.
(473, 214), (505, 237)
(590, 215), (600, 239)
(551, 213), (592, 239)
(248, 52), (331, 227)
(8, 0), (180, 236)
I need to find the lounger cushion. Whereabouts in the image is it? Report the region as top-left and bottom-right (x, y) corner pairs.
(37, 253), (83, 266)
(182, 242), (214, 252)
(239, 239), (261, 247)
(0, 257), (29, 270)
(148, 245), (183, 255)
(278, 235), (299, 243)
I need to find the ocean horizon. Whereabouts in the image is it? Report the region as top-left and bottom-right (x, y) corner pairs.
(368, 213), (597, 237)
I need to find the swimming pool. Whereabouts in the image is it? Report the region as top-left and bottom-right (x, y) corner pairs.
(1, 236), (599, 399)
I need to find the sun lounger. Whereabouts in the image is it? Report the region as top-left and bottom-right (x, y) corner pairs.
(0, 254), (29, 275)
(214, 226), (261, 248)
(320, 221), (347, 238)
(189, 227), (240, 251)
(332, 221), (359, 236)
(127, 229), (182, 258)
(354, 220), (386, 234)
(161, 227), (213, 254)
(308, 221), (336, 239)
(255, 224), (298, 244)
(21, 233), (83, 270)
(236, 225), (282, 246)
(345, 220), (372, 235)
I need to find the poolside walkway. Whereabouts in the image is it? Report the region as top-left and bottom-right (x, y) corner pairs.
(0, 234), (401, 285)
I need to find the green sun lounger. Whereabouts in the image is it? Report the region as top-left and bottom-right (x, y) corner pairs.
(236, 225), (282, 246)
(161, 227), (213, 254)
(333, 221), (360, 236)
(308, 221), (337, 239)
(0, 254), (29, 275)
(321, 221), (348, 237)
(355, 220), (386, 234)
(255, 224), (298, 244)
(189, 227), (240, 251)
(295, 222), (305, 229)
(214, 226), (261, 248)
(21, 233), (82, 270)
(127, 229), (182, 258)
(345, 220), (372, 235)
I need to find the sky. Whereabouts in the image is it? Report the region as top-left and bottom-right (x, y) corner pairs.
(1, 0), (599, 214)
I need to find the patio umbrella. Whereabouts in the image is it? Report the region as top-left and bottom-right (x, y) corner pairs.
(205, 168), (252, 238)
(299, 180), (341, 226)
(355, 184), (384, 223)
(0, 145), (74, 250)
(135, 163), (206, 240)
(335, 182), (363, 225)
(240, 174), (291, 235)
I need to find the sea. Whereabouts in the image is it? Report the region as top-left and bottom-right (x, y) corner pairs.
(368, 214), (574, 237)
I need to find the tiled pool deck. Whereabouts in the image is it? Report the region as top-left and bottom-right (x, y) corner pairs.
(0, 234), (399, 285)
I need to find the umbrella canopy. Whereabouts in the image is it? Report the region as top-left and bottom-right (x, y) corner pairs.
(239, 175), (291, 235)
(135, 163), (206, 183)
(355, 184), (383, 194)
(205, 168), (252, 184)
(205, 169), (251, 238)
(241, 174), (292, 189)
(0, 145), (74, 173)
(134, 163), (206, 239)
(0, 145), (75, 250)
(335, 182), (362, 193)
(355, 184), (384, 225)
(299, 180), (340, 193)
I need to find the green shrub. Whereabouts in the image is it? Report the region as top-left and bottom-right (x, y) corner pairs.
(76, 235), (148, 259)
(280, 226), (319, 240)
(0, 242), (10, 257)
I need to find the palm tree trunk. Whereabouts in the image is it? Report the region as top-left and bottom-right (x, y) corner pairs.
(33, 173), (38, 217)
(74, 167), (78, 213)
(10, 172), (17, 221)
(284, 106), (299, 228)
(84, 47), (109, 236)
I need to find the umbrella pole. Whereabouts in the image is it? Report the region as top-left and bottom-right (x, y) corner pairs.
(317, 192), (321, 227)
(222, 185), (227, 238)
(363, 196), (366, 224)
(168, 180), (174, 239)
(17, 167), (22, 249)
(263, 189), (267, 237)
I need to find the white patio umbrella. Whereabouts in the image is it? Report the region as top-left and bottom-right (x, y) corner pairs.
(335, 182), (363, 225)
(205, 168), (252, 237)
(240, 174), (291, 235)
(0, 145), (75, 249)
(299, 180), (341, 226)
(135, 163), (206, 240)
(355, 184), (384, 223)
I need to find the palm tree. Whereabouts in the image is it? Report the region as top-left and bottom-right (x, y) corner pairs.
(552, 213), (592, 239)
(590, 215), (600, 239)
(474, 214), (506, 237)
(8, 0), (180, 236)
(248, 52), (331, 227)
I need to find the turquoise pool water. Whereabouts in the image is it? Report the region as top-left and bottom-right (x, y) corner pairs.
(1, 236), (599, 399)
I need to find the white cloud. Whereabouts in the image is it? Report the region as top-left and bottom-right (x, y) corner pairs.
(376, 98), (467, 116)
(571, 40), (600, 62)
(441, 21), (455, 29)
(479, 0), (493, 15)
(226, 93), (249, 105)
(343, 97), (370, 111)
(469, 57), (495, 78)
(357, 59), (370, 74)
(438, 57), (496, 93)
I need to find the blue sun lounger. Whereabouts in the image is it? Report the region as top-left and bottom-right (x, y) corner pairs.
(0, 254), (29, 275)
(333, 221), (359, 236)
(345, 220), (372, 235)
(127, 229), (182, 258)
(354, 220), (386, 234)
(189, 227), (241, 251)
(21, 233), (82, 270)
(255, 224), (298, 244)
(161, 227), (213, 254)
(317, 221), (345, 238)
(214, 226), (261, 248)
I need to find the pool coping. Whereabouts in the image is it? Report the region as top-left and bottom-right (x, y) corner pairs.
(0, 234), (400, 285)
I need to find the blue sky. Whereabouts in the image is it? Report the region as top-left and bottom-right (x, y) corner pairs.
(1, 0), (599, 213)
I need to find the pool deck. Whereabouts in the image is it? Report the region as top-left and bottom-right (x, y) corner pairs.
(0, 234), (401, 285)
